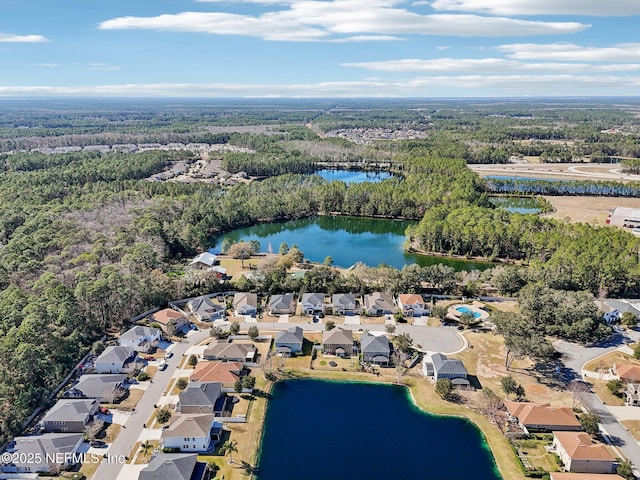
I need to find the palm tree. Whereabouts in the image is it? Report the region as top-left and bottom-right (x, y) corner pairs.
(220, 439), (238, 464)
(140, 441), (153, 459)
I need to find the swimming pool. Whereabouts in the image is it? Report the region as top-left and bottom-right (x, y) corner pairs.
(456, 306), (482, 318)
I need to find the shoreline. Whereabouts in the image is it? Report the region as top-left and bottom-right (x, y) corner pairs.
(243, 369), (524, 480)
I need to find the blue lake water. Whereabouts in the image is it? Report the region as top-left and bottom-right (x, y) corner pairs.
(213, 216), (495, 271)
(488, 195), (544, 214)
(256, 380), (502, 480)
(315, 169), (394, 184)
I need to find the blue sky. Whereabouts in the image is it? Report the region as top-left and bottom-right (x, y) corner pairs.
(1, 0), (640, 97)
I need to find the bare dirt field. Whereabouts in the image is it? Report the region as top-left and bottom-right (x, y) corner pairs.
(469, 162), (640, 183)
(542, 196), (640, 225)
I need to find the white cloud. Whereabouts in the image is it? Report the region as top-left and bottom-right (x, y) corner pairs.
(429, 0), (640, 16)
(98, 1), (588, 41)
(498, 43), (640, 62)
(32, 63), (62, 68)
(343, 57), (640, 73)
(0, 33), (48, 43)
(330, 35), (404, 42)
(87, 63), (121, 71)
(1, 75), (639, 98)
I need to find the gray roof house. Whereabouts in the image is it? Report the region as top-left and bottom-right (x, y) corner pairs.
(363, 292), (396, 316)
(1, 433), (84, 473)
(189, 252), (218, 270)
(161, 415), (223, 453)
(322, 328), (354, 357)
(203, 342), (257, 363)
(268, 293), (296, 315)
(422, 353), (470, 387)
(119, 325), (162, 353)
(361, 333), (391, 366)
(41, 399), (98, 433)
(94, 345), (137, 374)
(331, 294), (357, 315)
(139, 453), (207, 480)
(66, 374), (127, 401)
(233, 292), (258, 316)
(177, 382), (227, 415)
(275, 326), (304, 356)
(187, 296), (226, 322)
(300, 293), (325, 315)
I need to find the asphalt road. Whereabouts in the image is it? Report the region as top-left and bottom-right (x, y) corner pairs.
(92, 329), (210, 480)
(555, 329), (640, 473)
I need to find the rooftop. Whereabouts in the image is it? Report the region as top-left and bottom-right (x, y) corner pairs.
(554, 431), (615, 461)
(505, 402), (581, 429)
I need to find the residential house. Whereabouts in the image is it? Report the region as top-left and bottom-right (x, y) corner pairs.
(397, 294), (428, 317)
(41, 399), (98, 433)
(65, 374), (127, 401)
(553, 432), (615, 474)
(161, 415), (222, 453)
(422, 353), (470, 387)
(268, 293), (296, 316)
(361, 333), (391, 366)
(138, 453), (208, 480)
(94, 346), (137, 374)
(186, 296), (226, 322)
(210, 266), (227, 279)
(550, 473), (626, 480)
(331, 294), (357, 315)
(300, 293), (325, 315)
(233, 293), (258, 317)
(176, 382), (227, 416)
(203, 342), (257, 363)
(189, 252), (218, 270)
(274, 326), (304, 356)
(322, 328), (354, 357)
(504, 402), (581, 432)
(1, 433), (84, 473)
(614, 364), (640, 383)
(190, 361), (245, 388)
(119, 326), (162, 353)
(363, 292), (397, 316)
(150, 308), (189, 334)
(626, 383), (640, 406)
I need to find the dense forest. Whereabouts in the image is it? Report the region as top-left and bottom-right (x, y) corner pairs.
(0, 98), (639, 446)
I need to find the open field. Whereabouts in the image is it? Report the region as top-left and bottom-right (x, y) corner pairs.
(543, 196), (640, 225)
(469, 162), (640, 183)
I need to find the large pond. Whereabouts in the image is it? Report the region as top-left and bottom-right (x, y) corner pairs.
(213, 216), (495, 271)
(256, 380), (502, 480)
(315, 169), (394, 184)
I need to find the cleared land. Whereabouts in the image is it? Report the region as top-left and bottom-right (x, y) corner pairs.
(470, 162), (640, 183)
(542, 196), (640, 225)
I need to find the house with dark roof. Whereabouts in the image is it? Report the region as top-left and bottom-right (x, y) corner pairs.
(422, 353), (469, 387)
(138, 453), (207, 480)
(363, 293), (396, 316)
(331, 294), (357, 315)
(161, 415), (222, 453)
(95, 345), (137, 374)
(361, 333), (391, 366)
(1, 433), (84, 473)
(553, 432), (615, 474)
(233, 293), (258, 316)
(268, 293), (296, 316)
(300, 293), (325, 315)
(274, 326), (304, 356)
(203, 342), (257, 363)
(177, 382), (227, 415)
(41, 399), (98, 433)
(189, 252), (218, 270)
(150, 308), (189, 334)
(119, 325), (162, 353)
(397, 294), (428, 317)
(322, 328), (354, 357)
(504, 401), (582, 432)
(65, 374), (127, 401)
(186, 296), (226, 322)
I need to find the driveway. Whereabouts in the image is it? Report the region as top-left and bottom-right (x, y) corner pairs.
(91, 329), (211, 480)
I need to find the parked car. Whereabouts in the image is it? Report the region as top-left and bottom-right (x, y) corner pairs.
(189, 324), (198, 330)
(99, 407), (111, 415)
(165, 351), (173, 358)
(144, 356), (155, 361)
(90, 441), (107, 448)
(158, 360), (167, 371)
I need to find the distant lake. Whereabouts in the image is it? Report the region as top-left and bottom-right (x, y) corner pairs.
(256, 380), (502, 480)
(489, 195), (544, 214)
(315, 169), (394, 184)
(213, 216), (495, 271)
